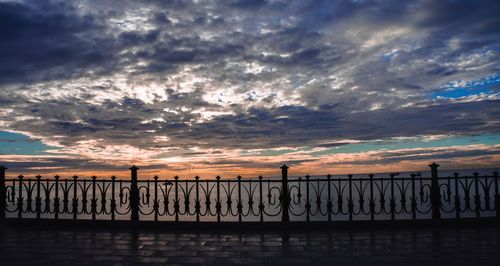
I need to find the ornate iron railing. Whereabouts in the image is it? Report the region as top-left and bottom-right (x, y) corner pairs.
(0, 163), (499, 222)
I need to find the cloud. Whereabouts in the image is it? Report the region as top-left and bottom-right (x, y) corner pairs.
(172, 100), (500, 149)
(0, 0), (499, 174)
(0, 1), (119, 84)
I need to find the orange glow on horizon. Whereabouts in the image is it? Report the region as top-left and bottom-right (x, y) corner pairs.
(3, 154), (499, 180)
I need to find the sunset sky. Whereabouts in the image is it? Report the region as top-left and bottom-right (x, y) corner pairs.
(0, 0), (499, 178)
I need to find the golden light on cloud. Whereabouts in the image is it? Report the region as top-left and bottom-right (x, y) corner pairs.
(2, 143), (498, 180)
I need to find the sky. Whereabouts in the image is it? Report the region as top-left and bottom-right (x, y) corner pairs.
(0, 0), (499, 178)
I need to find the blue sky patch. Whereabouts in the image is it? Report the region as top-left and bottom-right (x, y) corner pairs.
(0, 131), (55, 155)
(310, 135), (500, 156)
(430, 75), (500, 99)
(242, 135), (499, 157)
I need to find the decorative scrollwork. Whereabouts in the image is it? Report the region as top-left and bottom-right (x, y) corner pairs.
(2, 166), (499, 222)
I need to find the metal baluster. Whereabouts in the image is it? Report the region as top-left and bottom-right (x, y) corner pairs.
(72, 175), (78, 220)
(484, 175), (491, 210)
(174, 176), (179, 222)
(358, 178), (364, 217)
(297, 177), (302, 209)
(216, 176), (221, 222)
(154, 176), (159, 222)
(380, 176), (385, 213)
(446, 176), (452, 204)
(429, 163), (441, 220)
(164, 181), (169, 219)
(82, 180), (88, 213)
(44, 179), (50, 214)
(129, 166), (140, 222)
(185, 180), (190, 217)
(146, 180), (150, 208)
(82, 179), (90, 215)
(195, 176), (200, 222)
(0, 166), (6, 222)
(369, 174), (375, 221)
(111, 176), (116, 221)
(26, 179), (33, 213)
(54, 175), (60, 220)
(348, 174), (353, 221)
(390, 173), (396, 220)
(258, 175), (263, 222)
(118, 180), (123, 208)
(400, 175), (406, 215)
(226, 180), (232, 217)
(305, 174), (310, 222)
(205, 181), (210, 218)
(63, 179), (69, 214)
(35, 175), (41, 219)
(473, 172), (480, 217)
(410, 173), (417, 220)
(281, 165), (289, 223)
(419, 176), (424, 205)
(237, 176), (242, 222)
(316, 179), (322, 218)
(91, 176), (97, 221)
(453, 173), (460, 219)
(101, 179), (107, 216)
(327, 174), (332, 221)
(248, 179), (253, 217)
(17, 175), (24, 219)
(464, 175), (471, 211)
(493, 171), (499, 218)
(297, 177), (302, 200)
(337, 178), (343, 215)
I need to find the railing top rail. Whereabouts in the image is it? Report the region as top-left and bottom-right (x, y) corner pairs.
(5, 175), (498, 183)
(4, 178), (132, 182)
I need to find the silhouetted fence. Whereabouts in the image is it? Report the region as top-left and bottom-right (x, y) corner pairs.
(0, 163), (499, 223)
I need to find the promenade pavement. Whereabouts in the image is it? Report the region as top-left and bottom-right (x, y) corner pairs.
(1, 223), (499, 265)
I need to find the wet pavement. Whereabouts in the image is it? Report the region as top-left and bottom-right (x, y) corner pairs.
(1, 223), (499, 265)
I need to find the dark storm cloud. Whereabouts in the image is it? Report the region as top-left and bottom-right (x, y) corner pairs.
(134, 40), (246, 74)
(169, 99), (500, 149)
(2, 157), (120, 174)
(226, 0), (269, 9)
(382, 148), (500, 162)
(2, 0), (498, 89)
(348, 146), (500, 166)
(2, 87), (219, 147)
(5, 90), (498, 151)
(1, 156), (170, 176)
(0, 1), (119, 84)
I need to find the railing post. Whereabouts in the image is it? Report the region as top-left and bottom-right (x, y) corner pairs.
(215, 176), (221, 222)
(54, 175), (60, 220)
(280, 164), (289, 223)
(429, 162), (441, 220)
(174, 176), (180, 222)
(153, 175), (159, 222)
(130, 165), (140, 222)
(0, 166), (6, 222)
